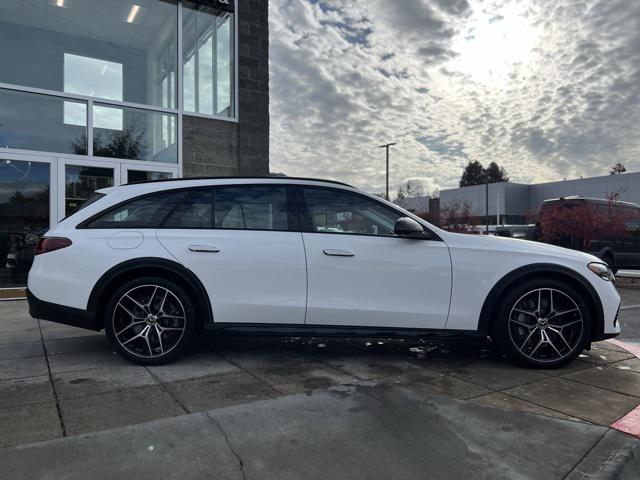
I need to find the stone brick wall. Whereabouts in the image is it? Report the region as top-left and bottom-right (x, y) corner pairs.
(182, 0), (269, 177)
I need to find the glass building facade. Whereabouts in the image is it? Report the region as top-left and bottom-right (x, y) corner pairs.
(0, 0), (269, 290)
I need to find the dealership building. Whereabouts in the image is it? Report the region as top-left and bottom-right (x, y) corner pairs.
(0, 0), (269, 290)
(439, 172), (640, 226)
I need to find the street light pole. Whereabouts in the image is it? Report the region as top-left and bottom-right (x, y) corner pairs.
(485, 175), (489, 235)
(379, 142), (396, 200)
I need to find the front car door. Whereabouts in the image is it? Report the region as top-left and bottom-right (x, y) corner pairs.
(298, 186), (452, 329)
(156, 185), (307, 324)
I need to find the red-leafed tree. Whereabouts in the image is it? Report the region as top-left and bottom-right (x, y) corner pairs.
(538, 198), (632, 249)
(440, 200), (478, 233)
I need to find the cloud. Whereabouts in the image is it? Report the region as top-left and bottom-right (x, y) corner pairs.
(269, 0), (640, 193)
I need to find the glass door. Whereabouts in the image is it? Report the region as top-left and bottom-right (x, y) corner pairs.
(0, 152), (55, 288)
(58, 158), (119, 221)
(121, 164), (177, 184)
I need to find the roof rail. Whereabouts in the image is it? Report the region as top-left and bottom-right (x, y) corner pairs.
(123, 175), (354, 188)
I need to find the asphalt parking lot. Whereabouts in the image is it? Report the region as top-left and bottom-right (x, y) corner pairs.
(1, 289), (640, 479)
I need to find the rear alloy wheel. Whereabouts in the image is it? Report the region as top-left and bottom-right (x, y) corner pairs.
(494, 279), (591, 368)
(105, 277), (196, 365)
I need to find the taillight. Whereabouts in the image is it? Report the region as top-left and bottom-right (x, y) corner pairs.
(35, 237), (72, 255)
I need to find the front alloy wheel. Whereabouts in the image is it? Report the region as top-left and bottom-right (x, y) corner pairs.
(495, 279), (591, 368)
(105, 277), (196, 365)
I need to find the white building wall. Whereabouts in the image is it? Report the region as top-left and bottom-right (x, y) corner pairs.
(440, 172), (640, 224)
(440, 182), (529, 218)
(529, 172), (640, 212)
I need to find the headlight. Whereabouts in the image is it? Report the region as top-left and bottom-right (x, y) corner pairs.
(588, 262), (614, 281)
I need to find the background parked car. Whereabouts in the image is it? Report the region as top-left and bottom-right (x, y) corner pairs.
(537, 196), (640, 272)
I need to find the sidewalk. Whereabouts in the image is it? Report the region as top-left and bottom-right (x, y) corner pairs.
(1, 299), (640, 478)
(1, 385), (639, 480)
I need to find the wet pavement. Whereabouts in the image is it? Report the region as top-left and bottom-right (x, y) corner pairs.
(1, 292), (640, 479)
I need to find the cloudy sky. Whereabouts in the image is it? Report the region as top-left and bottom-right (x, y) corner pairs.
(268, 0), (640, 195)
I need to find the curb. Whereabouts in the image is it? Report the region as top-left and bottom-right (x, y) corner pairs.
(606, 339), (640, 438)
(566, 429), (640, 480)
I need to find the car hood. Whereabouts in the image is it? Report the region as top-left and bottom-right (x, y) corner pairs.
(439, 231), (602, 264)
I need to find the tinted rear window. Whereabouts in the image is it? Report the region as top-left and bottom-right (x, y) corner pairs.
(160, 186), (290, 231)
(84, 190), (187, 228)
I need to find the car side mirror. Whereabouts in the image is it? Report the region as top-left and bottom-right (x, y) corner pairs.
(394, 217), (427, 239)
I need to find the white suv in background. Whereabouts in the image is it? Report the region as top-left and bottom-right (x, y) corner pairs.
(27, 177), (621, 368)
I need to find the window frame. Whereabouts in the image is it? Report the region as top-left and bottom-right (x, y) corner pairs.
(295, 185), (441, 241)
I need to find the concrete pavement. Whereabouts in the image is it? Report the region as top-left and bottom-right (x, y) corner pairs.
(1, 292), (640, 479)
(2, 385), (640, 480)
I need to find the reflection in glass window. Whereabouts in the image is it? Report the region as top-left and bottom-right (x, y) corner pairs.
(0, 0), (178, 108)
(64, 53), (123, 101)
(92, 104), (177, 163)
(127, 170), (173, 184)
(87, 191), (186, 229)
(303, 188), (402, 236)
(65, 165), (114, 216)
(0, 159), (50, 287)
(214, 187), (288, 231)
(183, 2), (235, 117)
(0, 89), (87, 155)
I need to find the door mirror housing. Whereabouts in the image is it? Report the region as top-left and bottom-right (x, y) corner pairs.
(394, 217), (427, 238)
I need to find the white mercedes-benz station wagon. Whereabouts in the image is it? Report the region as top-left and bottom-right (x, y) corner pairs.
(27, 177), (621, 368)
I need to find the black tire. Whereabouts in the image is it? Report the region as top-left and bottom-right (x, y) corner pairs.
(104, 276), (197, 365)
(492, 277), (592, 369)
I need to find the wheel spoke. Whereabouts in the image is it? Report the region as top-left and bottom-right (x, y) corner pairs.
(157, 290), (169, 315)
(115, 320), (146, 337)
(529, 333), (544, 357)
(510, 318), (535, 329)
(160, 314), (186, 320)
(554, 318), (582, 329)
(125, 294), (147, 312)
(144, 328), (153, 356)
(542, 330), (562, 358)
(519, 327), (539, 351)
(121, 325), (150, 345)
(548, 327), (571, 350)
(155, 325), (164, 354)
(549, 308), (579, 320)
(537, 289), (542, 314)
(148, 287), (159, 308)
(512, 308), (537, 318)
(116, 302), (144, 321)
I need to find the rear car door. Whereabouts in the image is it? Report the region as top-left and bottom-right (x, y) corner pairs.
(156, 185), (307, 324)
(298, 186), (452, 329)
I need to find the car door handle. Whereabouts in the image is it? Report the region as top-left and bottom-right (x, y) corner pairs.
(188, 245), (220, 253)
(323, 249), (354, 257)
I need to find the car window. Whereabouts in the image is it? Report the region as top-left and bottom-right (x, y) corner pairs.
(303, 188), (403, 236)
(163, 189), (213, 229)
(85, 190), (187, 228)
(214, 186), (289, 231)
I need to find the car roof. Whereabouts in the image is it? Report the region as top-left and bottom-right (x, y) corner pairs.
(97, 176), (358, 196)
(123, 176), (354, 188)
